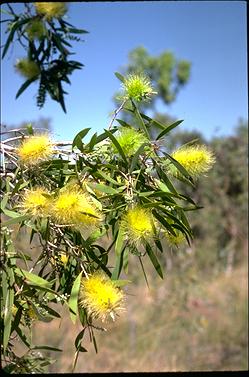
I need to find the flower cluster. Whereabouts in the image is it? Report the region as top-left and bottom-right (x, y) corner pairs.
(121, 206), (154, 244)
(79, 272), (125, 322)
(25, 19), (47, 41)
(17, 135), (53, 166)
(122, 74), (156, 102)
(15, 58), (40, 80)
(52, 188), (101, 228)
(169, 145), (215, 178)
(115, 127), (148, 157)
(21, 187), (50, 217)
(34, 2), (68, 19)
(164, 229), (186, 247)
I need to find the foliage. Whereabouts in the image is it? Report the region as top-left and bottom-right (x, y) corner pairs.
(1, 3), (87, 112)
(0, 71), (215, 372)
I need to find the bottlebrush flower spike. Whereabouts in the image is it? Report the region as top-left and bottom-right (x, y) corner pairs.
(34, 2), (68, 19)
(17, 135), (53, 166)
(121, 206), (154, 244)
(25, 19), (47, 41)
(21, 187), (51, 218)
(15, 58), (40, 80)
(115, 127), (148, 157)
(170, 145), (215, 178)
(79, 272), (125, 322)
(51, 188), (101, 228)
(164, 229), (186, 247)
(122, 73), (157, 102)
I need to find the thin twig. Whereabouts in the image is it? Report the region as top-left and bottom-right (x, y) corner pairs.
(108, 99), (127, 130)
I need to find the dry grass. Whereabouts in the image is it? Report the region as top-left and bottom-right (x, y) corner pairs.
(17, 258), (247, 373)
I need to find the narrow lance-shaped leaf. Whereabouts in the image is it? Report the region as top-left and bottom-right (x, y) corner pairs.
(72, 128), (91, 152)
(145, 242), (164, 279)
(68, 271), (83, 324)
(16, 77), (38, 99)
(156, 120), (184, 140)
(15, 268), (53, 288)
(130, 142), (149, 172)
(115, 72), (125, 83)
(104, 129), (128, 164)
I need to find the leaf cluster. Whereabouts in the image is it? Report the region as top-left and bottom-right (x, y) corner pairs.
(1, 73), (209, 372)
(1, 3), (87, 112)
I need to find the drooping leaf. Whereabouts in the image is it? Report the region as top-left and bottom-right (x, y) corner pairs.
(68, 271), (82, 324)
(145, 242), (164, 279)
(15, 77), (38, 99)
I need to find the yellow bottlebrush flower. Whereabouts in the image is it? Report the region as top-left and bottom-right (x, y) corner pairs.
(17, 135), (53, 166)
(122, 73), (156, 102)
(164, 229), (186, 247)
(51, 188), (101, 228)
(170, 145), (215, 178)
(115, 127), (148, 157)
(121, 206), (154, 244)
(25, 19), (47, 40)
(15, 58), (40, 80)
(35, 2), (68, 19)
(21, 187), (51, 217)
(79, 272), (125, 322)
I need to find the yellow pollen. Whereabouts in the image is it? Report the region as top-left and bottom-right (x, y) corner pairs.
(17, 135), (53, 166)
(121, 206), (154, 244)
(79, 272), (124, 322)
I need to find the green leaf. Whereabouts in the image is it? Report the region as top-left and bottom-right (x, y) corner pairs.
(15, 77), (38, 99)
(111, 250), (124, 280)
(152, 210), (177, 236)
(87, 249), (111, 277)
(104, 129), (128, 164)
(131, 101), (150, 138)
(130, 142), (149, 172)
(68, 271), (82, 324)
(2, 268), (14, 352)
(88, 132), (98, 151)
(112, 279), (131, 287)
(0, 194), (9, 212)
(163, 152), (194, 184)
(88, 183), (119, 195)
(156, 120), (184, 140)
(72, 128), (91, 152)
(2, 18), (30, 59)
(15, 326), (31, 348)
(67, 27), (88, 34)
(116, 119), (133, 128)
(95, 128), (118, 144)
(26, 123), (34, 135)
(115, 72), (125, 83)
(155, 164), (178, 194)
(115, 227), (125, 256)
(95, 170), (122, 186)
(74, 328), (86, 349)
(15, 268), (53, 288)
(145, 243), (164, 279)
(31, 345), (63, 352)
(52, 33), (68, 55)
(2, 214), (29, 226)
(155, 238), (164, 253)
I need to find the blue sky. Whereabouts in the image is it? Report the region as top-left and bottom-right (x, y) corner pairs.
(1, 1), (247, 141)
